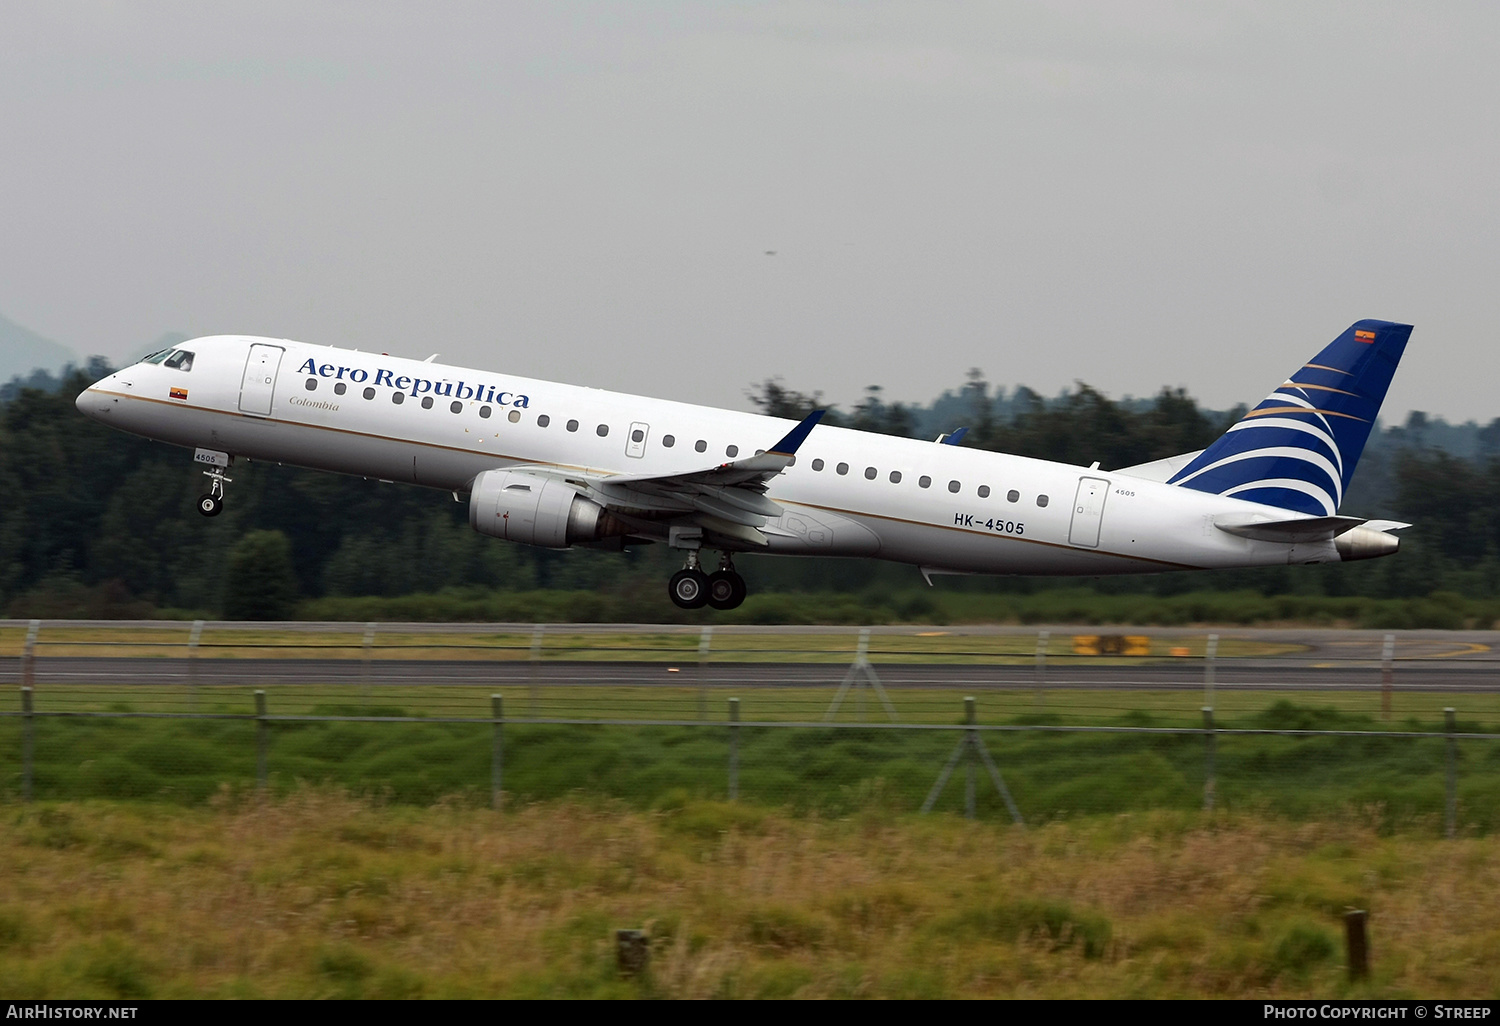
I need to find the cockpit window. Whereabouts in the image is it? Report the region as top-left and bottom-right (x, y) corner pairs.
(162, 350), (194, 371)
(140, 349), (172, 365)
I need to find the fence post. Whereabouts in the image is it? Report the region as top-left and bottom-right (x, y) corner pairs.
(1202, 706), (1216, 812)
(21, 686), (34, 803)
(254, 690), (268, 793)
(1034, 630), (1049, 708)
(1381, 634), (1395, 721)
(1204, 634), (1218, 708)
(964, 696), (977, 820)
(21, 619), (40, 688)
(529, 625), (545, 718)
(492, 694), (504, 811)
(1345, 909), (1369, 982)
(187, 619), (204, 709)
(728, 697), (739, 801)
(697, 626), (714, 721)
(1444, 707), (1457, 840)
(361, 622), (377, 703)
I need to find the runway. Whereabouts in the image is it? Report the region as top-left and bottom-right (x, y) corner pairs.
(3, 626), (1496, 691)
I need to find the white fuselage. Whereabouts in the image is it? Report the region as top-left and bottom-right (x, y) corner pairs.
(76, 335), (1351, 575)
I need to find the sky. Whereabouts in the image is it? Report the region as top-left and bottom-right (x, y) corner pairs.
(2, 2), (1497, 422)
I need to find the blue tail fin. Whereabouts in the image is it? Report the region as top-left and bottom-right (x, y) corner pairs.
(1167, 320), (1412, 516)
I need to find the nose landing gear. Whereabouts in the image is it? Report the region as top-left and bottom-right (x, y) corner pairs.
(196, 451), (232, 518)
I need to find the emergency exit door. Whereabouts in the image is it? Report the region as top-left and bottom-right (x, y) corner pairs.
(239, 343), (284, 416)
(1068, 477), (1109, 547)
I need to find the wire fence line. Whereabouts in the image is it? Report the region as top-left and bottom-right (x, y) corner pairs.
(3, 620), (1498, 834)
(5, 684), (1498, 838)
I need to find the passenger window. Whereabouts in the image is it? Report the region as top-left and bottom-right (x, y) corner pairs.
(334, 382), (347, 396)
(508, 410), (521, 423)
(567, 419), (579, 432)
(864, 467), (877, 480)
(362, 387), (376, 400)
(889, 471), (902, 484)
(633, 429), (646, 443)
(305, 378), (317, 391)
(919, 475), (931, 489)
(695, 440), (707, 452)
(392, 392), (404, 405)
(948, 480), (961, 493)
(479, 406), (492, 419)
(421, 397), (434, 409)
(662, 434), (675, 447)
(597, 424), (609, 437)
(537, 414), (550, 427)
(1037, 494), (1049, 507)
(450, 400), (463, 414)
(1007, 489), (1019, 503)
(812, 458), (824, 471)
(726, 445), (739, 457)
(978, 485), (990, 498)
(163, 350), (194, 371)
(836, 462), (849, 475)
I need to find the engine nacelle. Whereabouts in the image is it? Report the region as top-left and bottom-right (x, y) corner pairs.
(468, 469), (628, 548)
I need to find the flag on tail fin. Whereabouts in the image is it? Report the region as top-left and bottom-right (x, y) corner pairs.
(1167, 320), (1412, 516)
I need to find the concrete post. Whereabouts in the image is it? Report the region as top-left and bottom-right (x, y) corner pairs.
(1381, 634), (1395, 721)
(728, 697), (740, 801)
(1444, 707), (1457, 840)
(1202, 706), (1216, 812)
(1034, 630), (1049, 708)
(492, 694), (504, 811)
(21, 686), (34, 803)
(21, 619), (39, 689)
(254, 690), (268, 793)
(964, 696), (977, 820)
(1204, 634), (1218, 708)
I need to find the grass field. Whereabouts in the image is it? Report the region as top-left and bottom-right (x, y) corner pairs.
(0, 795), (1496, 998)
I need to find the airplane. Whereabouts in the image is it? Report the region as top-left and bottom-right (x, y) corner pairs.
(74, 320), (1412, 610)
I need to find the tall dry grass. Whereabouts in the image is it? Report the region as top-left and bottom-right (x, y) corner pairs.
(0, 792), (1496, 998)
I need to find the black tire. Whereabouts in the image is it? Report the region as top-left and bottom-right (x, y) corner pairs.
(706, 570), (747, 610)
(198, 494), (222, 517)
(668, 569), (709, 609)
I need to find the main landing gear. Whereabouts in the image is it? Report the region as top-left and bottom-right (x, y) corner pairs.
(668, 551), (747, 610)
(198, 459), (232, 518)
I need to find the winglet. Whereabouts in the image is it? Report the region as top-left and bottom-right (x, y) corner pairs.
(767, 410), (825, 456)
(939, 427), (968, 446)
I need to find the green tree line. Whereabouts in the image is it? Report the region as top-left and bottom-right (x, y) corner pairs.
(2, 364), (1498, 620)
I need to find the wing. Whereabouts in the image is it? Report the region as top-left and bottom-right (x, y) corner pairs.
(503, 410), (824, 549)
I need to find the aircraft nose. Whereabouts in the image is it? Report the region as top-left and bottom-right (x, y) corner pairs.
(75, 384), (111, 419)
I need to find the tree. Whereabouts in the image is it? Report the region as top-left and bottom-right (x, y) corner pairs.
(222, 530), (300, 620)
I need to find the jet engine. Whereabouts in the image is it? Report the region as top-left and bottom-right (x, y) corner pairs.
(468, 469), (633, 548)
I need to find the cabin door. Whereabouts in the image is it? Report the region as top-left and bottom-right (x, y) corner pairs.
(238, 343), (284, 416)
(1068, 477), (1110, 548)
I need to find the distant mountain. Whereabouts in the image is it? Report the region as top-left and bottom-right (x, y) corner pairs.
(0, 313), (79, 381)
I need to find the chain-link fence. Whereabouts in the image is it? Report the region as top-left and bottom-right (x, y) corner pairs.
(3, 620), (1499, 833)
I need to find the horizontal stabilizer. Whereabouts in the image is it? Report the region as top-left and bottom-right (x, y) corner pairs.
(1212, 513), (1392, 542)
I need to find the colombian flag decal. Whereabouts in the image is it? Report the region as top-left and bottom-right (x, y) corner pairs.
(169, 387), (188, 401)
(1355, 329), (1376, 342)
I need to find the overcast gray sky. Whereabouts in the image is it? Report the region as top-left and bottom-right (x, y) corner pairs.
(2, 2), (1496, 421)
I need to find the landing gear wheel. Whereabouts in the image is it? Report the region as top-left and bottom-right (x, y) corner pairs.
(198, 494), (223, 517)
(706, 570), (747, 610)
(668, 569), (710, 609)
